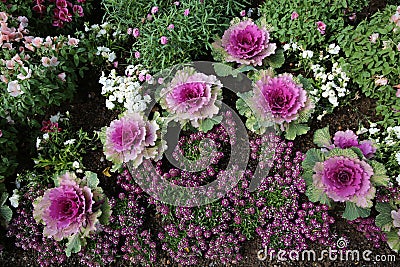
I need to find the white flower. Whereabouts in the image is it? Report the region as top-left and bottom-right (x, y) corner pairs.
(302, 50), (314, 58)
(36, 138), (42, 149)
(43, 133), (49, 140)
(291, 43), (299, 50)
(327, 43), (340, 54)
(396, 174), (400, 185)
(50, 112), (61, 123)
(369, 127), (380, 135)
(356, 127), (368, 135)
(395, 151), (400, 166)
(108, 52), (116, 62)
(106, 99), (115, 109)
(64, 139), (76, 145)
(72, 161), (80, 169)
(76, 169), (83, 173)
(283, 43), (291, 51)
(9, 189), (20, 208)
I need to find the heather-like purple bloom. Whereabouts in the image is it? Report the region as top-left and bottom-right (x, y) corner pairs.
(160, 67), (222, 127)
(33, 173), (95, 241)
(313, 156), (375, 207)
(254, 73), (308, 124)
(103, 113), (159, 166)
(216, 19), (276, 66)
(333, 130), (358, 149)
(291, 11), (299, 20)
(357, 140), (376, 159)
(160, 36), (168, 45)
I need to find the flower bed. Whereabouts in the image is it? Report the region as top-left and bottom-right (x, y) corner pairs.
(1, 0), (400, 266)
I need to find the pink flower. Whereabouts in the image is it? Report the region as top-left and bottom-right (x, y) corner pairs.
(333, 130), (358, 149)
(147, 14), (153, 21)
(0, 130), (2, 138)
(67, 37), (79, 47)
(103, 113), (159, 165)
(168, 24), (175, 30)
(58, 7), (72, 22)
(127, 28), (133, 35)
(217, 19), (276, 66)
(41, 57), (51, 67)
(313, 156), (375, 207)
(17, 16), (28, 28)
(254, 73), (308, 123)
(33, 173), (96, 241)
(56, 0), (67, 8)
(160, 67), (222, 127)
(291, 11), (299, 20)
(316, 21), (326, 34)
(145, 74), (152, 81)
(132, 28), (140, 38)
(32, 37), (43, 47)
(184, 9), (190, 16)
(0, 12), (8, 22)
(17, 67), (32, 80)
(374, 76), (388, 86)
(151, 6), (159, 14)
(369, 33), (379, 43)
(50, 56), (59, 67)
(240, 10), (246, 17)
(58, 72), (66, 82)
(160, 36), (168, 45)
(5, 60), (15, 70)
(174, 1), (180, 6)
(7, 80), (23, 97)
(134, 51), (141, 58)
(73, 5), (84, 17)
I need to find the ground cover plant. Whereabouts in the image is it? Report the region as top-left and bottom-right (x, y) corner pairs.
(1, 0), (400, 266)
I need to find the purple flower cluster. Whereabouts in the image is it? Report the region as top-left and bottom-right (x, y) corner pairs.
(348, 217), (387, 248)
(250, 136), (335, 251)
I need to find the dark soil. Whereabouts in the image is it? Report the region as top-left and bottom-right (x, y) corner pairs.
(1, 0), (398, 266)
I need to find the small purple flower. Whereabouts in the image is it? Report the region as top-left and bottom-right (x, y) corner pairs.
(160, 36), (168, 45)
(132, 28), (140, 38)
(134, 51), (141, 59)
(127, 27), (132, 35)
(333, 130), (358, 149)
(316, 21), (326, 34)
(216, 19), (276, 66)
(240, 10), (246, 17)
(151, 6), (159, 14)
(147, 14), (153, 21)
(168, 24), (175, 30)
(291, 11), (299, 20)
(184, 9), (190, 16)
(174, 1), (180, 6)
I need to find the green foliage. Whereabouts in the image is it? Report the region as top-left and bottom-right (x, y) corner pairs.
(0, 119), (18, 182)
(0, 188), (12, 227)
(375, 202), (394, 232)
(338, 5), (400, 127)
(259, 0), (368, 48)
(103, 0), (248, 71)
(65, 234), (82, 257)
(342, 201), (370, 220)
(313, 126), (332, 148)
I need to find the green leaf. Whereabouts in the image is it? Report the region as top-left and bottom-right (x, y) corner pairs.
(327, 148), (359, 159)
(0, 192), (8, 206)
(85, 171), (100, 189)
(375, 202), (394, 232)
(306, 186), (331, 206)
(302, 149), (325, 172)
(73, 54), (79, 67)
(65, 234), (82, 257)
(387, 229), (400, 252)
(369, 161), (389, 186)
(0, 205), (12, 223)
(213, 63), (234, 77)
(99, 198), (112, 225)
(313, 126), (331, 148)
(342, 202), (370, 220)
(284, 123), (309, 140)
(199, 118), (216, 133)
(350, 147), (364, 159)
(265, 48), (285, 68)
(236, 65), (257, 73)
